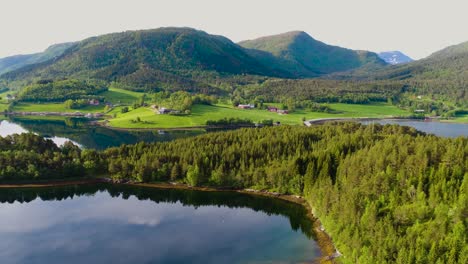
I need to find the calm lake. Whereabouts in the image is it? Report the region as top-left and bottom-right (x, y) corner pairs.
(0, 118), (204, 150)
(360, 119), (468, 138)
(0, 184), (321, 264)
(0, 118), (466, 150)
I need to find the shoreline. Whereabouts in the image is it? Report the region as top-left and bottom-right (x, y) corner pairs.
(92, 121), (261, 131)
(4, 114), (467, 132)
(0, 178), (107, 188)
(304, 116), (414, 126)
(304, 116), (468, 126)
(0, 179), (338, 263)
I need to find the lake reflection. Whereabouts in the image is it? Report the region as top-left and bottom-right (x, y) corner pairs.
(0, 185), (320, 264)
(361, 119), (468, 137)
(0, 118), (204, 150)
(0, 120), (81, 147)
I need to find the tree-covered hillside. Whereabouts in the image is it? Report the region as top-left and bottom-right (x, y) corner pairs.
(1, 28), (286, 92)
(0, 42), (75, 75)
(0, 28), (465, 113)
(239, 31), (386, 77)
(1, 28), (388, 92)
(328, 41), (468, 105)
(17, 79), (107, 102)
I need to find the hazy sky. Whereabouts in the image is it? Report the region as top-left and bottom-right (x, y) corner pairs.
(1, 0), (467, 59)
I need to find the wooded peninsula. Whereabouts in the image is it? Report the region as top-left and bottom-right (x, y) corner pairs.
(0, 123), (466, 264)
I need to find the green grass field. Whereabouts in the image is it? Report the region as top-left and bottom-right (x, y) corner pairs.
(12, 102), (105, 113)
(0, 103), (8, 112)
(101, 87), (145, 104)
(445, 114), (468, 123)
(0, 90), (11, 112)
(107, 102), (411, 128)
(10, 88), (144, 114)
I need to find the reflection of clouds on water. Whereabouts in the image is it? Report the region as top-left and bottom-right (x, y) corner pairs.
(0, 191), (317, 263)
(127, 216), (161, 227)
(44, 136), (82, 148)
(0, 120), (28, 137)
(0, 192), (170, 233)
(0, 120), (81, 147)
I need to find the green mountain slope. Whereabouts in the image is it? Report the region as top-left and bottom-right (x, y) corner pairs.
(239, 31), (387, 77)
(0, 43), (75, 75)
(2, 28), (390, 92)
(429, 41), (468, 58)
(327, 41), (468, 104)
(1, 28), (287, 92)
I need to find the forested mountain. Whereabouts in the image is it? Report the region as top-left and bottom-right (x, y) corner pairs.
(1, 124), (466, 263)
(378, 51), (413, 65)
(0, 28), (466, 108)
(328, 41), (468, 104)
(1, 28), (287, 92)
(239, 31), (387, 77)
(1, 28), (388, 92)
(429, 41), (468, 58)
(0, 42), (75, 75)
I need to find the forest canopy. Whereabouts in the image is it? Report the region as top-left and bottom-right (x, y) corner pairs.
(17, 79), (107, 102)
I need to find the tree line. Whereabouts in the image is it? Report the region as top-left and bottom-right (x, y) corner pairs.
(17, 79), (107, 102)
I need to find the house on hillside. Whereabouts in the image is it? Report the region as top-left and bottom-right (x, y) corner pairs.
(158, 107), (172, 114)
(158, 107), (180, 114)
(6, 94), (15, 102)
(267, 106), (278, 112)
(238, 104), (255, 109)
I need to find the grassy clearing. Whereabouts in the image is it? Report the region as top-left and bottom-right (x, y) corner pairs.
(327, 103), (409, 117)
(101, 87), (145, 105)
(0, 90), (11, 102)
(0, 90), (11, 112)
(0, 104), (8, 112)
(107, 102), (410, 128)
(12, 102), (105, 113)
(9, 88), (143, 114)
(444, 114), (468, 123)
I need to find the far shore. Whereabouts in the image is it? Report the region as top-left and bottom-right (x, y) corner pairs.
(3, 109), (467, 132)
(0, 178), (107, 188)
(0, 179), (338, 263)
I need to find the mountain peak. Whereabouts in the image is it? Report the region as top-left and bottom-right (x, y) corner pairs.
(239, 31), (385, 76)
(0, 42), (75, 75)
(378, 51), (413, 65)
(428, 40), (468, 59)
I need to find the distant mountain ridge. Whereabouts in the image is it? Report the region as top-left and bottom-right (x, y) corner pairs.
(1, 27), (466, 105)
(326, 41), (468, 104)
(1, 28), (286, 92)
(239, 31), (386, 77)
(378, 51), (413, 65)
(0, 43), (75, 75)
(1, 27), (388, 91)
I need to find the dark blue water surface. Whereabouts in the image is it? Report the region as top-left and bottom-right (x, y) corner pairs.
(0, 185), (321, 264)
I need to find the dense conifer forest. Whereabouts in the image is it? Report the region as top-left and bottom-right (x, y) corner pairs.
(0, 124), (466, 263)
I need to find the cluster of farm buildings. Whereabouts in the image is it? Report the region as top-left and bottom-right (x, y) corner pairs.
(237, 104), (289, 114)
